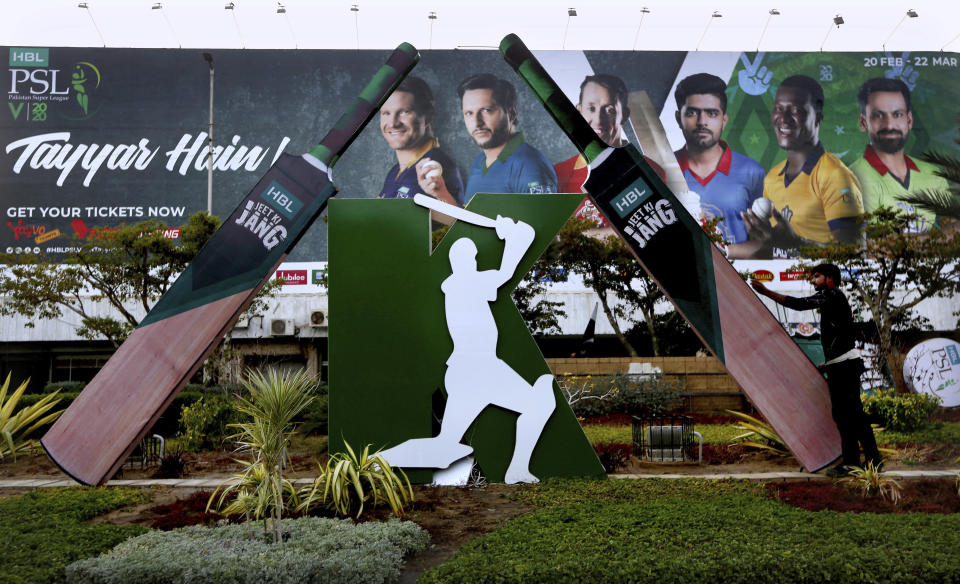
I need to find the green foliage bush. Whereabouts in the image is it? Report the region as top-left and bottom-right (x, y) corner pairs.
(592, 443), (630, 473)
(422, 478), (960, 583)
(156, 386), (247, 437)
(568, 374), (682, 418)
(19, 390), (81, 406)
(862, 389), (941, 431)
(297, 394), (329, 436)
(0, 487), (149, 584)
(66, 517), (429, 584)
(151, 391), (204, 437)
(42, 380), (86, 394)
(178, 394), (238, 452)
(183, 382), (246, 395)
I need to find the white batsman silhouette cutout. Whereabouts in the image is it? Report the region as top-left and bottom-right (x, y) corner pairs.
(378, 200), (555, 484)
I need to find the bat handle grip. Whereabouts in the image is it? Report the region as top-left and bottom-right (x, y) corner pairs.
(499, 34), (607, 164)
(308, 43), (420, 167)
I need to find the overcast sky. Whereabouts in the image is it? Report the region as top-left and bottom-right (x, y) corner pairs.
(2, 0), (958, 52)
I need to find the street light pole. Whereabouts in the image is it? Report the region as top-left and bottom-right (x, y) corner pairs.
(203, 52), (214, 215)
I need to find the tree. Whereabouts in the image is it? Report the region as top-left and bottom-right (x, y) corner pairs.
(210, 368), (318, 543)
(799, 207), (960, 389)
(553, 217), (676, 357)
(0, 212), (219, 347)
(512, 248), (567, 336)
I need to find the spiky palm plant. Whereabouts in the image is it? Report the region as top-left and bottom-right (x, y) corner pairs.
(298, 441), (413, 518)
(0, 374), (63, 461)
(907, 141), (960, 222)
(726, 410), (793, 457)
(840, 461), (902, 504)
(212, 461), (300, 521)
(208, 368), (317, 543)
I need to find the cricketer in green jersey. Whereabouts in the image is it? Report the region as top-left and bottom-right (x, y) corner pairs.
(849, 77), (950, 233)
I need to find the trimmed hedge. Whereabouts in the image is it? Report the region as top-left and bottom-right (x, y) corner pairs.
(19, 391), (81, 408)
(0, 487), (149, 584)
(42, 381), (86, 394)
(66, 517), (429, 584)
(420, 478), (960, 583)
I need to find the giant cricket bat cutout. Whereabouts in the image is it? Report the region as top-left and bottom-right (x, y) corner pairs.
(501, 35), (841, 472)
(42, 44), (421, 486)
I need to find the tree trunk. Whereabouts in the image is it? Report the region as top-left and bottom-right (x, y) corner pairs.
(597, 293), (638, 357)
(642, 309), (660, 356)
(886, 348), (908, 393)
(273, 467), (282, 544)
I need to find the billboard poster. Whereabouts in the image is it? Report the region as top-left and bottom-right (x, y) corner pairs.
(3, 47), (959, 275)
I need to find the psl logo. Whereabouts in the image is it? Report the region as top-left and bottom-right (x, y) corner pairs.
(327, 194), (604, 484)
(7, 48), (101, 120)
(71, 61), (101, 117)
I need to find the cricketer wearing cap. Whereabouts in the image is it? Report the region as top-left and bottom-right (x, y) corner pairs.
(745, 75), (864, 258)
(378, 76), (464, 207)
(849, 77), (949, 233)
(672, 73), (764, 250)
(459, 73), (557, 203)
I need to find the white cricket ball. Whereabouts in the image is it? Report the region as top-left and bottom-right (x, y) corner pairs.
(422, 160), (442, 179)
(752, 197), (773, 221)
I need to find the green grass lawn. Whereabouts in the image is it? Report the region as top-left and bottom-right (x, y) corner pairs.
(583, 421), (960, 450)
(582, 423), (742, 446)
(874, 421), (960, 446)
(0, 487), (150, 584)
(420, 478), (960, 583)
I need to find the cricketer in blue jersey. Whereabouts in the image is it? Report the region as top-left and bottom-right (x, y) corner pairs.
(378, 76), (464, 210)
(672, 73), (765, 256)
(675, 143), (764, 243)
(458, 73), (557, 203)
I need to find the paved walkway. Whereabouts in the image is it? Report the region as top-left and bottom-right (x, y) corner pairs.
(1, 469), (957, 489)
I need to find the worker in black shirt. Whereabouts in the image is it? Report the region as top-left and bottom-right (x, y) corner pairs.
(751, 263), (881, 477)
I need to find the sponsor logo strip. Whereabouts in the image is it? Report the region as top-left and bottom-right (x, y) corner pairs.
(261, 180), (303, 219)
(276, 269), (307, 285)
(35, 228), (61, 243)
(609, 179), (652, 219)
(9, 48), (49, 67)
